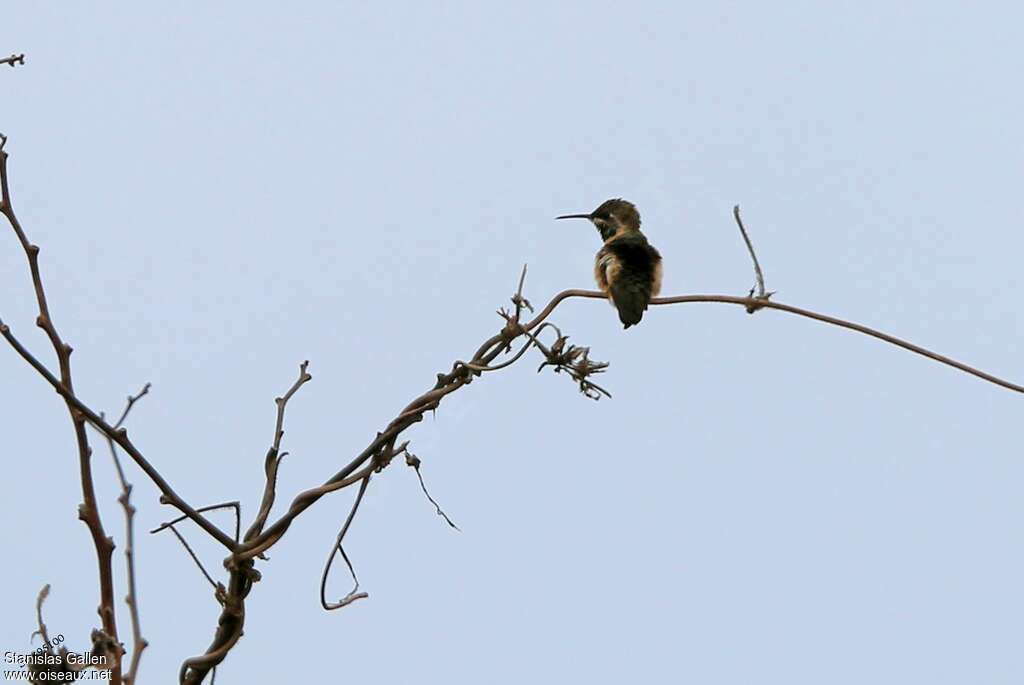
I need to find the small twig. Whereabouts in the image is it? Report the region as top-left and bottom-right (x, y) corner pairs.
(113, 383), (151, 430)
(404, 451), (459, 530)
(31, 584), (51, 645)
(320, 476), (371, 610)
(457, 333), (536, 373)
(99, 383), (152, 685)
(1, 53), (25, 68)
(511, 263), (533, 319)
(245, 361), (311, 543)
(272, 361), (312, 450)
(165, 524), (219, 592)
(732, 205), (775, 312)
(150, 501), (241, 539)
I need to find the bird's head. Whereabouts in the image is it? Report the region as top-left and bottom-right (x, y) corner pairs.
(556, 198), (641, 241)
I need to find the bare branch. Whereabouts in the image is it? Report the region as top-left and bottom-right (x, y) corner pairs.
(150, 502), (241, 539)
(457, 333), (536, 373)
(511, 263), (533, 318)
(179, 603), (245, 685)
(732, 205), (773, 309)
(165, 525), (219, 593)
(98, 384), (152, 685)
(31, 584), (51, 645)
(244, 361), (311, 543)
(0, 139), (123, 682)
(529, 289), (1024, 394)
(1, 145), (235, 573)
(405, 451), (459, 530)
(320, 476), (371, 610)
(1, 53), (25, 68)
(113, 384), (151, 430)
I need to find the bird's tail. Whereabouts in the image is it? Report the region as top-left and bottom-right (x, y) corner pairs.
(610, 277), (652, 329)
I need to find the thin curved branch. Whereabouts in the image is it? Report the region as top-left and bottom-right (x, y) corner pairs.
(100, 384), (152, 685)
(244, 361), (311, 543)
(405, 451), (460, 530)
(150, 502), (241, 540)
(511, 263), (532, 318)
(457, 333), (536, 372)
(1, 140), (122, 683)
(165, 525), (219, 592)
(320, 476), (371, 610)
(652, 293), (1024, 394)
(179, 608), (244, 685)
(522, 289), (1023, 394)
(733, 205), (771, 302)
(32, 584), (52, 645)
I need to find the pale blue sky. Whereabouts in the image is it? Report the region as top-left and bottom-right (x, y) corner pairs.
(2, 3), (1022, 683)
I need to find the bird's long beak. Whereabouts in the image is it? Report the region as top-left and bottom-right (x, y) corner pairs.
(555, 213), (592, 220)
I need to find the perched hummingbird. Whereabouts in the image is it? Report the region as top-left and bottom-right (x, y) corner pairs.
(556, 198), (663, 329)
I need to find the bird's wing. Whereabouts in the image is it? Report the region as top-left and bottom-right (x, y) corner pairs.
(606, 234), (662, 328)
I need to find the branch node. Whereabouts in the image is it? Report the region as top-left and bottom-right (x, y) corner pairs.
(744, 288), (777, 314)
(511, 264), (533, 316)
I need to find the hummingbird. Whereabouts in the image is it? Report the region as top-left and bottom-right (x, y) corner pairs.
(556, 198), (663, 329)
